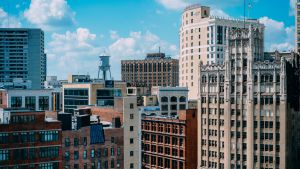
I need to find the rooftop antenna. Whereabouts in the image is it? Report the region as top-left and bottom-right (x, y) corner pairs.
(248, 2), (252, 19)
(243, 0), (246, 28)
(159, 46), (161, 54)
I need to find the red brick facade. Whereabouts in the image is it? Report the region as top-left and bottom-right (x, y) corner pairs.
(141, 109), (197, 169)
(0, 111), (62, 169)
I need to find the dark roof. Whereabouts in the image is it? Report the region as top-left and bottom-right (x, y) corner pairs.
(90, 124), (105, 144)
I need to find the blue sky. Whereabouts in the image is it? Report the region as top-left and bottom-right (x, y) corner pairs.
(0, 0), (296, 80)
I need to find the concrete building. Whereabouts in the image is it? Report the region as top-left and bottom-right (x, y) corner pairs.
(123, 97), (141, 169)
(0, 28), (46, 89)
(141, 109), (198, 169)
(0, 109), (62, 169)
(198, 26), (300, 169)
(152, 86), (188, 116)
(121, 53), (179, 89)
(179, 4), (264, 99)
(62, 80), (127, 114)
(0, 89), (53, 111)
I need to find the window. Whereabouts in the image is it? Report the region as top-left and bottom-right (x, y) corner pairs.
(39, 131), (59, 142)
(104, 148), (108, 156)
(25, 96), (36, 110)
(130, 151), (134, 156)
(11, 97), (22, 108)
(64, 151), (70, 160)
(111, 159), (115, 168)
(117, 147), (121, 156)
(130, 138), (134, 144)
(74, 138), (79, 146)
(130, 163), (134, 169)
(74, 151), (79, 160)
(65, 138), (70, 147)
(0, 133), (9, 144)
(83, 150), (87, 159)
(161, 97), (168, 102)
(0, 150), (9, 161)
(130, 126), (134, 131)
(130, 103), (134, 109)
(130, 114), (134, 119)
(111, 148), (115, 156)
(91, 149), (95, 158)
(39, 96), (49, 110)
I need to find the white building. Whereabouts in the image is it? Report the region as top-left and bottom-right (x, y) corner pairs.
(179, 4), (264, 99)
(0, 89), (53, 111)
(151, 86), (188, 116)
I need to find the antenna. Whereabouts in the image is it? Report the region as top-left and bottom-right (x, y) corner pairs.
(248, 2), (252, 19)
(243, 0), (246, 28)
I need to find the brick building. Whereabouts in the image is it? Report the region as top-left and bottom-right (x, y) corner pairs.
(62, 125), (124, 169)
(141, 109), (198, 169)
(0, 108), (62, 169)
(121, 53), (179, 89)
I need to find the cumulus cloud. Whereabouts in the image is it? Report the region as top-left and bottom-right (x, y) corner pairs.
(47, 29), (178, 79)
(155, 0), (188, 10)
(109, 30), (119, 40)
(47, 28), (102, 78)
(259, 17), (294, 52)
(0, 8), (21, 28)
(24, 0), (76, 30)
(107, 31), (178, 79)
(211, 9), (230, 18)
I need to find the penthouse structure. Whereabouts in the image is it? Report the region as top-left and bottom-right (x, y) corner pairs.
(198, 26), (300, 169)
(0, 109), (62, 169)
(141, 109), (198, 169)
(179, 4), (264, 99)
(121, 53), (179, 89)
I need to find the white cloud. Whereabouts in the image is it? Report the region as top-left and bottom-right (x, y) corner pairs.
(0, 8), (21, 28)
(107, 31), (178, 79)
(24, 0), (76, 30)
(289, 0), (296, 16)
(47, 28), (178, 79)
(155, 0), (188, 10)
(47, 28), (102, 78)
(211, 9), (230, 18)
(109, 30), (119, 40)
(259, 17), (294, 52)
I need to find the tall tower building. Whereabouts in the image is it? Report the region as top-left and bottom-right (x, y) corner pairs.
(0, 28), (46, 89)
(296, 0), (300, 52)
(179, 4), (263, 99)
(198, 26), (300, 169)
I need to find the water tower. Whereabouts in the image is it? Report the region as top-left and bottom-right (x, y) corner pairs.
(97, 54), (112, 80)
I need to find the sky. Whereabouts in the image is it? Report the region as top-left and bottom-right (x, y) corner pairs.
(0, 0), (296, 80)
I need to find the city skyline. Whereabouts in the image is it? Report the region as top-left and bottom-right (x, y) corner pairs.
(0, 0), (296, 79)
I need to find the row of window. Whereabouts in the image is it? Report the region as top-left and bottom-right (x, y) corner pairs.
(0, 130), (59, 144)
(65, 147), (122, 160)
(0, 146), (59, 161)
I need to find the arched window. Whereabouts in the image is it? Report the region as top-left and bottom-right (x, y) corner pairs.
(261, 75), (265, 83)
(161, 97), (168, 102)
(179, 96), (186, 102)
(254, 75), (258, 82)
(202, 75), (207, 83)
(171, 96), (177, 102)
(220, 75), (225, 82)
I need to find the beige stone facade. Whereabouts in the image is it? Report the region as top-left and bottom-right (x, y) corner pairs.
(179, 4), (263, 99)
(198, 26), (300, 169)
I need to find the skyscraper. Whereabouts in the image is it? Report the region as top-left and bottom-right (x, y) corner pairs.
(179, 4), (263, 99)
(198, 26), (300, 169)
(0, 28), (46, 89)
